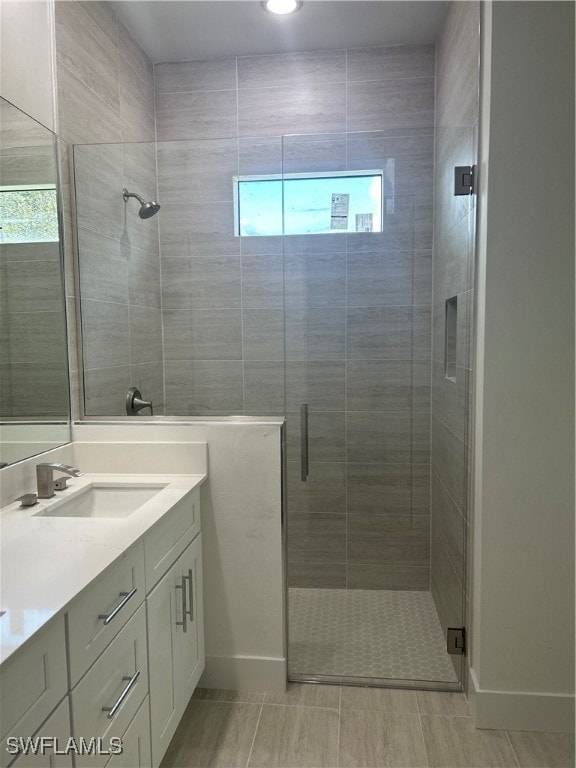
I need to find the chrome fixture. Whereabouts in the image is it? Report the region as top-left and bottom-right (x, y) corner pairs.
(36, 463), (83, 499)
(17, 493), (38, 508)
(126, 387), (153, 416)
(101, 670), (141, 719)
(122, 188), (161, 219)
(98, 587), (138, 625)
(262, 0), (302, 14)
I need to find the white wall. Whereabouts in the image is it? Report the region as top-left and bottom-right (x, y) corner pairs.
(73, 420), (287, 693)
(0, 0), (57, 130)
(472, 0), (575, 732)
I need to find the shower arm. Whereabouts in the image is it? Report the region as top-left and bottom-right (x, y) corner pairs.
(122, 188), (145, 205)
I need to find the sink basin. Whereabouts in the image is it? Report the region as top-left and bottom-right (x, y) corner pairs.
(34, 483), (167, 519)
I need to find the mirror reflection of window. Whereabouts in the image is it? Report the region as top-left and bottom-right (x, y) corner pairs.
(234, 170), (384, 237)
(0, 185), (59, 243)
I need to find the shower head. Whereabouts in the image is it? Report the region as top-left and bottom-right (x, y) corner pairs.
(122, 188), (161, 219)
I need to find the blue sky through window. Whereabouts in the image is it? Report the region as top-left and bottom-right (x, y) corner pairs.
(237, 172), (382, 236)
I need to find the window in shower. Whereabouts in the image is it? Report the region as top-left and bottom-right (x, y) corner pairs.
(0, 185), (59, 243)
(233, 170), (383, 236)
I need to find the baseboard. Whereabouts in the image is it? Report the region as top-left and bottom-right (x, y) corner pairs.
(469, 667), (575, 733)
(199, 654), (287, 694)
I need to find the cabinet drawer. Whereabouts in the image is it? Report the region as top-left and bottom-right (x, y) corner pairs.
(7, 697), (72, 768)
(104, 697), (151, 768)
(71, 604), (148, 768)
(0, 617), (67, 768)
(144, 488), (199, 591)
(67, 543), (145, 686)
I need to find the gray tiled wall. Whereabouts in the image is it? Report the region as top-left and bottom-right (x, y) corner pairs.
(430, 1), (480, 677)
(154, 44), (435, 590)
(55, 0), (161, 417)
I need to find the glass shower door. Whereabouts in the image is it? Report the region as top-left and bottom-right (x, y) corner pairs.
(282, 131), (464, 688)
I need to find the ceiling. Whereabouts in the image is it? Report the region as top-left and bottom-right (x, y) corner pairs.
(111, 1), (448, 63)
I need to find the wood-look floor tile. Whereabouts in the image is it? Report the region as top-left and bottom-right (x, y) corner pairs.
(506, 730), (575, 768)
(339, 710), (427, 767)
(248, 704), (339, 768)
(192, 687), (265, 703)
(160, 701), (261, 768)
(416, 691), (471, 717)
(264, 682), (340, 709)
(420, 715), (518, 767)
(341, 685), (419, 714)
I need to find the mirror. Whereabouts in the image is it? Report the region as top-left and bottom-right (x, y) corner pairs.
(0, 96), (71, 466)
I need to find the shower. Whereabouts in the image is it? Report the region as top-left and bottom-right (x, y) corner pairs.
(122, 188), (161, 219)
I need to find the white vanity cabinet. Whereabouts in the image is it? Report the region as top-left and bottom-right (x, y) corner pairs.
(0, 618), (68, 768)
(145, 488), (204, 767)
(1, 480), (204, 768)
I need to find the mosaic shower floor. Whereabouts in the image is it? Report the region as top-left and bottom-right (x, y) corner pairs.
(288, 588), (458, 683)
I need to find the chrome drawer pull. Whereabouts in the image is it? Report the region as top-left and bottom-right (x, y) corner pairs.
(186, 568), (194, 620)
(102, 670), (140, 719)
(98, 587), (137, 625)
(175, 576), (188, 633)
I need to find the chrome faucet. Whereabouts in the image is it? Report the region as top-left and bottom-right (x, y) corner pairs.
(36, 463), (84, 499)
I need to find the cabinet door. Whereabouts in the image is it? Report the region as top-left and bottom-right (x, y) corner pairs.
(9, 697), (72, 768)
(146, 563), (180, 768)
(104, 697), (151, 768)
(177, 534), (205, 708)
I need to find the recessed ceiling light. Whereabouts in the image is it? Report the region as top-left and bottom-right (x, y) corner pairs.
(262, 0), (302, 15)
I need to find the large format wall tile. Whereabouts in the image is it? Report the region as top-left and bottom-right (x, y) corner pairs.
(157, 140), (238, 204)
(243, 361), (285, 413)
(81, 299), (129, 369)
(347, 43), (435, 82)
(83, 365), (131, 417)
(164, 360), (244, 414)
(347, 463), (413, 516)
(347, 514), (430, 567)
(286, 411), (346, 463)
(161, 254), (241, 310)
(288, 513), (346, 562)
(285, 307), (346, 361)
(347, 360), (412, 411)
(156, 90), (238, 141)
(56, 1), (119, 114)
(287, 461), (347, 515)
(154, 58), (237, 93)
(284, 252), (346, 308)
(57, 63), (122, 145)
(238, 51), (346, 89)
(77, 227), (128, 304)
(347, 77), (434, 133)
(347, 563), (430, 590)
(238, 84), (346, 137)
(347, 131), (434, 198)
(159, 201), (239, 258)
(163, 309), (242, 361)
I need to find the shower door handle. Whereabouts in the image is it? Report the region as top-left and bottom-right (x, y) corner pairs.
(300, 403), (309, 482)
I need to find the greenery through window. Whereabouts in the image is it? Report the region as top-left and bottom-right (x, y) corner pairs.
(0, 186), (59, 243)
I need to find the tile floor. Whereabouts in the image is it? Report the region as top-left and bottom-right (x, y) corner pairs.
(160, 684), (575, 768)
(288, 588), (458, 683)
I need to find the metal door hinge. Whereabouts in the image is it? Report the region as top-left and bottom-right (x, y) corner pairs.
(454, 165), (476, 196)
(447, 627), (466, 655)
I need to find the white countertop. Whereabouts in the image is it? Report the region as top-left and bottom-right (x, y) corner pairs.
(0, 472), (206, 667)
